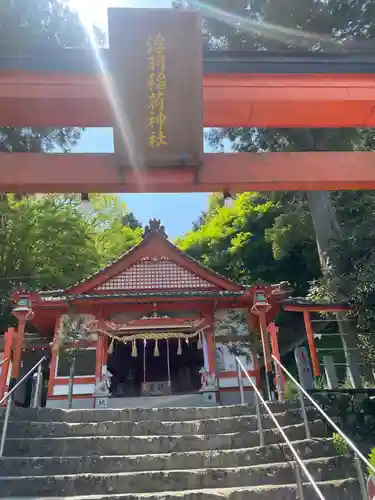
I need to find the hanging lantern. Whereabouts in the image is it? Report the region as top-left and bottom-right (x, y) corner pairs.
(197, 332), (203, 350)
(177, 338), (182, 355)
(153, 339), (160, 357)
(185, 337), (189, 345)
(131, 339), (138, 357)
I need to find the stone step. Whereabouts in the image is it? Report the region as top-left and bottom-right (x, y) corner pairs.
(58, 394), (218, 410)
(0, 439), (335, 477)
(4, 408), (317, 438)
(0, 402), (302, 423)
(6, 480), (360, 500)
(2, 421), (326, 457)
(0, 456), (355, 497)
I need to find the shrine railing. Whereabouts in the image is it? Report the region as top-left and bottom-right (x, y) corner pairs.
(272, 355), (375, 500)
(235, 356), (325, 500)
(0, 357), (8, 367)
(0, 356), (45, 458)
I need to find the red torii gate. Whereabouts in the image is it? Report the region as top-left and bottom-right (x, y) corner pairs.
(1, 7), (374, 397)
(0, 8), (375, 193)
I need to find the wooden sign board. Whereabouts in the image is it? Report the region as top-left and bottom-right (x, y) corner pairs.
(108, 8), (203, 169)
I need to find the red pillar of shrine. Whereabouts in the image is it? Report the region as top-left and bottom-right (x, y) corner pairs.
(102, 336), (109, 373)
(246, 307), (261, 389)
(205, 323), (216, 373)
(303, 311), (321, 377)
(94, 315), (108, 378)
(0, 328), (15, 400)
(47, 315), (61, 398)
(9, 319), (26, 383)
(268, 322), (286, 396)
(251, 286), (274, 400)
(95, 334), (104, 381)
(9, 305), (34, 389)
(259, 313), (273, 394)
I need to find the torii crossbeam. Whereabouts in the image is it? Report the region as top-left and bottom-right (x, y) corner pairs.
(1, 8), (375, 193)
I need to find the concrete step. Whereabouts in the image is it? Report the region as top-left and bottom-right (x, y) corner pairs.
(0, 438), (335, 477)
(4, 408), (317, 438)
(0, 402), (301, 423)
(2, 421), (326, 457)
(0, 456), (355, 497)
(6, 480), (360, 500)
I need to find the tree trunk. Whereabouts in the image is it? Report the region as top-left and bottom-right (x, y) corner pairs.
(306, 192), (340, 271)
(67, 355), (76, 409)
(307, 191), (373, 387)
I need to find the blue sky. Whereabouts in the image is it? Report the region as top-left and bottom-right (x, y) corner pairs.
(67, 0), (214, 239)
(72, 129), (211, 239)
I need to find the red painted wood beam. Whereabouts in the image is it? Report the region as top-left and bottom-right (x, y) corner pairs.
(2, 152), (375, 193)
(1, 71), (375, 128)
(283, 304), (352, 312)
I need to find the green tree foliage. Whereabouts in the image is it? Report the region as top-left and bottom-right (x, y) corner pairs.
(0, 1), (143, 331)
(0, 0), (98, 155)
(177, 192), (320, 294)
(0, 196), (99, 330)
(85, 194), (143, 266)
(0, 195), (142, 331)
(0, 0), (94, 49)
(177, 0), (375, 373)
(220, 3), (374, 306)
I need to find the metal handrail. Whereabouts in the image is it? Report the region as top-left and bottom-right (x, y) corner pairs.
(272, 355), (375, 474)
(0, 358), (8, 368)
(236, 357), (326, 500)
(273, 354), (374, 499)
(0, 356), (46, 405)
(0, 356), (46, 458)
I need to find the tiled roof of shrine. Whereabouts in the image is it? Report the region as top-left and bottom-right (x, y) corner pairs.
(39, 290), (245, 301)
(38, 219), (244, 299)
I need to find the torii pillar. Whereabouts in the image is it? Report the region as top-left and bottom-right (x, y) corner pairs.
(251, 286), (275, 400)
(9, 295), (34, 391)
(268, 322), (286, 400)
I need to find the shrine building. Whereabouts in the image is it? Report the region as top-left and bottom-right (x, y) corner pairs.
(1, 220), (291, 409)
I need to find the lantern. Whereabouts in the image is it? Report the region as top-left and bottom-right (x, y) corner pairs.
(16, 297), (31, 309)
(251, 286), (271, 315)
(12, 295), (34, 321)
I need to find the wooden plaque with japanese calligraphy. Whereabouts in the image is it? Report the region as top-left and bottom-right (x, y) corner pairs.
(108, 8), (203, 169)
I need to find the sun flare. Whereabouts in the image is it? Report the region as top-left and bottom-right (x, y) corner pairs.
(66, 0), (112, 29)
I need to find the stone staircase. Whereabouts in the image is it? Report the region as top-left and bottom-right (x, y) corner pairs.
(0, 401), (361, 499)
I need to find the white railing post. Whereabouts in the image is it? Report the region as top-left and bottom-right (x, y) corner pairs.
(354, 454), (368, 500)
(274, 361), (284, 402)
(0, 356), (46, 459)
(298, 391), (311, 440)
(254, 391), (264, 447)
(0, 393), (12, 458)
(31, 362), (43, 409)
(236, 359), (245, 405)
(293, 462), (305, 500)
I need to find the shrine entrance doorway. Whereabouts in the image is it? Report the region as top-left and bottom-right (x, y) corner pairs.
(107, 337), (203, 398)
